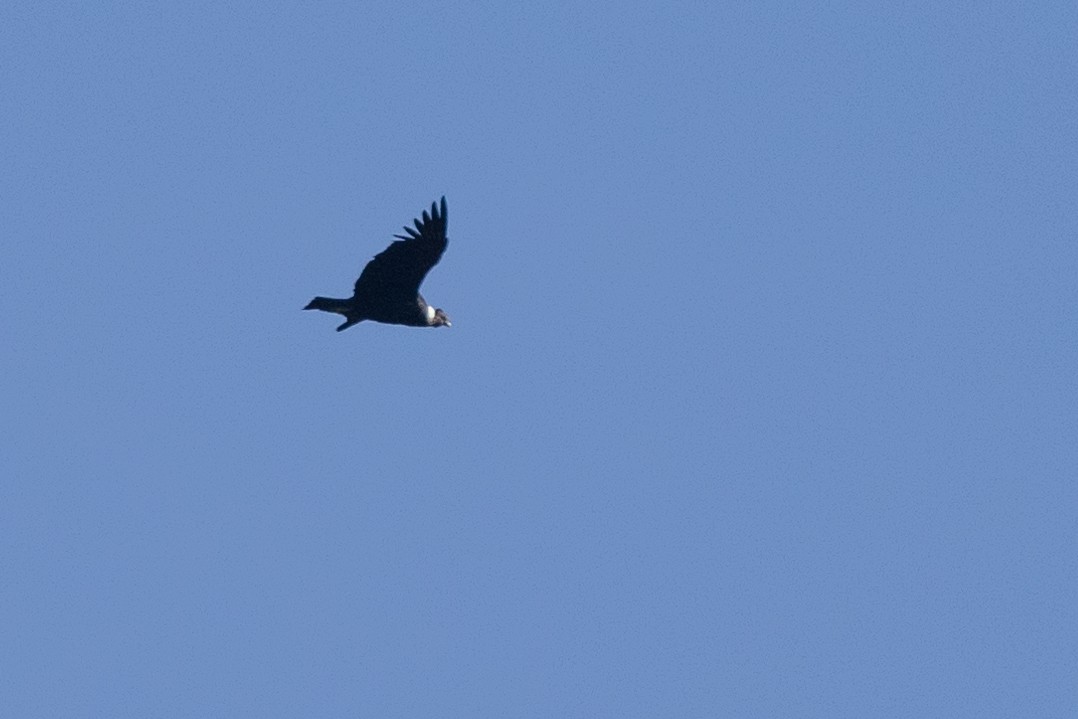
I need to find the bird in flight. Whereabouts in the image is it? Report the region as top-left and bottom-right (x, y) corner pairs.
(305, 197), (452, 332)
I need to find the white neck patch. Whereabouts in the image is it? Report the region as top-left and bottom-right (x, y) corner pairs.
(426, 304), (436, 322)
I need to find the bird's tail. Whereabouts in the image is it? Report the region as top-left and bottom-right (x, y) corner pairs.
(304, 296), (363, 331)
(304, 296), (350, 314)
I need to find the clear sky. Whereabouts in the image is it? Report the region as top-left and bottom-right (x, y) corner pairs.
(2, 2), (1075, 716)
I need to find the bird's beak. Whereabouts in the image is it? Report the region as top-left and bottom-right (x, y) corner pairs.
(445, 321), (452, 327)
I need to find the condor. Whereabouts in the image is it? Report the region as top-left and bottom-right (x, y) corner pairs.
(305, 197), (451, 332)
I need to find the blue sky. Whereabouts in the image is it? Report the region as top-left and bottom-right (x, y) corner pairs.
(2, 2), (1075, 716)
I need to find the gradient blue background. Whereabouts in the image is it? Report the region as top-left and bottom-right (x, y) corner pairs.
(3, 2), (1075, 716)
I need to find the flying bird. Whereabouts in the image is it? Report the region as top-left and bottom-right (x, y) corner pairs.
(305, 197), (452, 332)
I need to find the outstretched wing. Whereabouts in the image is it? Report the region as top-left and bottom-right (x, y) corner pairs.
(353, 197), (448, 302)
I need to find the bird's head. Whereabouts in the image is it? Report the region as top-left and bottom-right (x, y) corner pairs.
(432, 308), (451, 327)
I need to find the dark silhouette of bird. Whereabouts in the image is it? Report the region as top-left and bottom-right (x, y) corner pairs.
(305, 197), (452, 332)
